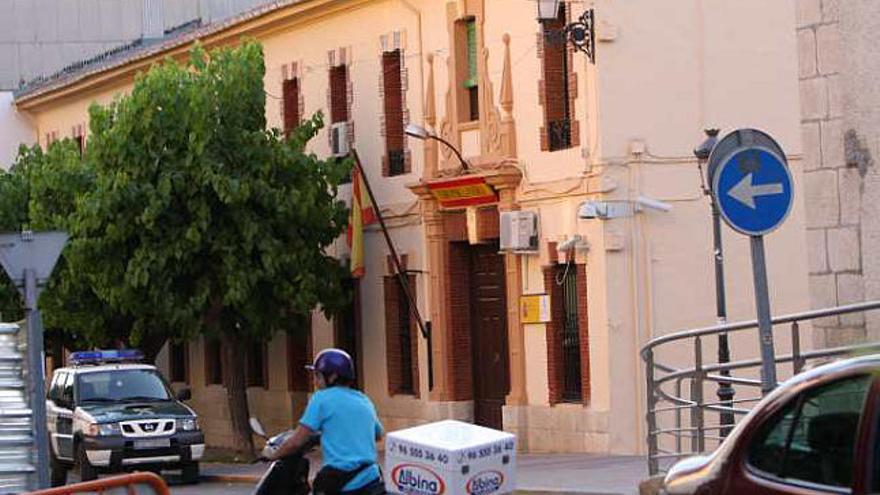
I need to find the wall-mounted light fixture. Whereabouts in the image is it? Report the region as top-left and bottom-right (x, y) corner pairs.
(536, 0), (596, 64)
(405, 123), (470, 171)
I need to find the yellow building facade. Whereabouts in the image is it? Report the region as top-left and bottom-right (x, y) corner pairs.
(16, 0), (810, 455)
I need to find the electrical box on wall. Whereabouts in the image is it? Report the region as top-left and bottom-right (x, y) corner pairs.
(500, 211), (538, 252)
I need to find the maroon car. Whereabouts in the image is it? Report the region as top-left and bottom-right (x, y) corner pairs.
(662, 354), (879, 494)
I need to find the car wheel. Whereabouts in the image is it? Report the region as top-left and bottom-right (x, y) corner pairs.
(181, 462), (199, 484)
(76, 443), (97, 482)
(49, 450), (67, 487)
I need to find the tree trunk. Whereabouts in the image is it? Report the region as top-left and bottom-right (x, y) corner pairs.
(220, 331), (255, 459)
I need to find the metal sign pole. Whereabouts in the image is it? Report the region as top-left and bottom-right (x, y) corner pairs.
(710, 128), (792, 397)
(749, 235), (777, 394)
(24, 268), (49, 489)
(0, 231), (68, 490)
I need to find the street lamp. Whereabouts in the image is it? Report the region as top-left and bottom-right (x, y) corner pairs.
(405, 123), (470, 171)
(535, 0), (596, 64)
(694, 128), (735, 437)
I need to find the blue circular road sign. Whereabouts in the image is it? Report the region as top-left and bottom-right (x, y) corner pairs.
(712, 141), (793, 236)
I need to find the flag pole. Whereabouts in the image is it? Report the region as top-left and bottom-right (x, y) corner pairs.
(350, 149), (433, 390)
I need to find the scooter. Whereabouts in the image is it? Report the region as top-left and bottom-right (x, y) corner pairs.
(249, 418), (387, 495)
(250, 417), (316, 495)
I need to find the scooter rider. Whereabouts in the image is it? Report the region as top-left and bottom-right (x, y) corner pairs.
(267, 348), (384, 494)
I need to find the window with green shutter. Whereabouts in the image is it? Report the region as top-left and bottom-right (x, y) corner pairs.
(456, 17), (479, 122)
(464, 20), (478, 89)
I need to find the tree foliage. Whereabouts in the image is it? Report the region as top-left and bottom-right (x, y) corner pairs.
(1, 40), (351, 455)
(78, 41), (350, 454)
(0, 141), (93, 350)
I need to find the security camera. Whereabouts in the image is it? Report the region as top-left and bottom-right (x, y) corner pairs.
(557, 235), (584, 252)
(578, 201), (606, 219)
(693, 129), (720, 161)
(635, 195), (672, 212)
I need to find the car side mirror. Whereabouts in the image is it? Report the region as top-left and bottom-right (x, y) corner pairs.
(175, 388), (192, 401)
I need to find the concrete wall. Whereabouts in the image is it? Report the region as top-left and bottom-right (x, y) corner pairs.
(797, 0), (880, 345)
(0, 0), (278, 91)
(0, 92), (35, 169)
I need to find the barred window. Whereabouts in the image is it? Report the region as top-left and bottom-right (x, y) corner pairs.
(282, 77), (301, 135)
(541, 4), (573, 151)
(288, 317), (313, 393)
(545, 263), (590, 404)
(559, 265), (581, 401)
(246, 342), (268, 388)
(382, 49), (407, 177)
(170, 342), (189, 383)
(330, 65), (349, 124)
(385, 274), (419, 396)
(204, 339), (223, 386)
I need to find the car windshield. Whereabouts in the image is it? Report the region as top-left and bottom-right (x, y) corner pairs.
(77, 370), (171, 402)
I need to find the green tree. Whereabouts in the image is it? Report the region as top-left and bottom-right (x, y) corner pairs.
(0, 141), (94, 357)
(70, 40), (350, 456)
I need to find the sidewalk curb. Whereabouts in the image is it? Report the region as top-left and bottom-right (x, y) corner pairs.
(201, 475), (625, 495)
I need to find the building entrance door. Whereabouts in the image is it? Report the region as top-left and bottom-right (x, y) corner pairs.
(469, 243), (510, 429)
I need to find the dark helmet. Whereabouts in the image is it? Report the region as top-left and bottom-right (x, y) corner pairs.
(306, 348), (355, 381)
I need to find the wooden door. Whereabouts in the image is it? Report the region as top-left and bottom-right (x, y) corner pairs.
(469, 243), (510, 429)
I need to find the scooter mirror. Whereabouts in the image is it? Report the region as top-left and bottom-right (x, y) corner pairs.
(249, 417), (267, 438)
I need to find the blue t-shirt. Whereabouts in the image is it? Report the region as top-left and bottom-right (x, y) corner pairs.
(299, 386), (384, 491)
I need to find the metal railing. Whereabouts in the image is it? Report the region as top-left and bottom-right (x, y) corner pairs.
(0, 323), (34, 493)
(28, 472), (170, 495)
(641, 300), (880, 476)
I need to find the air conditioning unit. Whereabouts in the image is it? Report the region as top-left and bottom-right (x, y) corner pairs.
(330, 122), (350, 157)
(500, 211), (539, 252)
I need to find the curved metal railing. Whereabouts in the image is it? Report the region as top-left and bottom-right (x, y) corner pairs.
(28, 472), (170, 494)
(641, 300), (880, 475)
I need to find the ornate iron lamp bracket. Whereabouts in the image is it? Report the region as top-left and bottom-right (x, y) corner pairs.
(564, 9), (595, 64)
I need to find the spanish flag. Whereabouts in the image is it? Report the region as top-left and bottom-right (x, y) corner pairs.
(347, 166), (377, 278)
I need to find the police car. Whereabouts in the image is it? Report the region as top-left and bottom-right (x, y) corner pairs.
(46, 350), (204, 485)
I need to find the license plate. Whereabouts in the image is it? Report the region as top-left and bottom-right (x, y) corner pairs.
(134, 439), (170, 450)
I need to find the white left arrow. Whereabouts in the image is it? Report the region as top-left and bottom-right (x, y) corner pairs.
(728, 173), (784, 209)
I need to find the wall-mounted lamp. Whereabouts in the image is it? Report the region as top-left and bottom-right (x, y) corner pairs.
(405, 123), (470, 171)
(535, 0), (596, 64)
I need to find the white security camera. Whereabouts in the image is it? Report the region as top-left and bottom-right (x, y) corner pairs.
(635, 195), (672, 212)
(578, 201), (606, 219)
(557, 235), (584, 252)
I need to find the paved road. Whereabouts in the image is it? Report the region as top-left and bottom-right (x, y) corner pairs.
(65, 473), (256, 494)
(170, 480), (254, 494)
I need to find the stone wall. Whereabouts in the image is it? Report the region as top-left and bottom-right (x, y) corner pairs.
(797, 0), (869, 345)
(798, 0), (880, 345)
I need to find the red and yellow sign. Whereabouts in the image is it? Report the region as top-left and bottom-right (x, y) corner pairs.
(427, 176), (498, 208)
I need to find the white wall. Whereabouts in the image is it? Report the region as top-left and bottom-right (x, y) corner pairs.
(0, 92), (34, 169)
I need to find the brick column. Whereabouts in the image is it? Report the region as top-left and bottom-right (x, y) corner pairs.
(411, 185), (454, 400)
(487, 168), (526, 406)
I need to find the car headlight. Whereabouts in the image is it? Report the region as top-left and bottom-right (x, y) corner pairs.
(177, 418), (199, 431)
(85, 422), (120, 436)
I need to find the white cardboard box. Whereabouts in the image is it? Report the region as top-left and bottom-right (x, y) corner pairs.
(384, 420), (517, 495)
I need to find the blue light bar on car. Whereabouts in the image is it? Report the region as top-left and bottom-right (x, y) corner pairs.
(69, 349), (144, 364)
